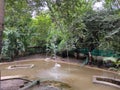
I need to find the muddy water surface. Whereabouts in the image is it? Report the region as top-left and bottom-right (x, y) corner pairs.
(0, 60), (119, 90)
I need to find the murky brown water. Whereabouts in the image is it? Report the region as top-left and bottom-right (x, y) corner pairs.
(0, 60), (119, 90)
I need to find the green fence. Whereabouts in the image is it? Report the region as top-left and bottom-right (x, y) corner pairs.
(78, 48), (120, 58)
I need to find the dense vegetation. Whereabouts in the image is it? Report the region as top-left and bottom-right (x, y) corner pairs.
(0, 0), (120, 66)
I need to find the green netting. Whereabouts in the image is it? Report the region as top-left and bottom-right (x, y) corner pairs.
(91, 49), (115, 57)
(78, 48), (89, 54)
(78, 48), (120, 58)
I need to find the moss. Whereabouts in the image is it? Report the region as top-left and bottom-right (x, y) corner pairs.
(41, 80), (72, 89)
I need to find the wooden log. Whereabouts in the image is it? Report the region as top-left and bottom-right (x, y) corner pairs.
(19, 79), (40, 90)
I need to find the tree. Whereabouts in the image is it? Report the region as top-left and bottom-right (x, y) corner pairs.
(82, 10), (120, 53)
(2, 0), (120, 60)
(102, 0), (120, 11)
(29, 13), (52, 48)
(0, 0), (4, 54)
(2, 0), (51, 59)
(45, 0), (93, 50)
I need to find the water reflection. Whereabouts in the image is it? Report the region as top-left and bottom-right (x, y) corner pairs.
(37, 63), (70, 80)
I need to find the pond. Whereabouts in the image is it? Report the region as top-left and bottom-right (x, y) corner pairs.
(0, 59), (119, 90)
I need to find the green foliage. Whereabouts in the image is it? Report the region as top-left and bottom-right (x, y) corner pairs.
(45, 0), (92, 52)
(1, 0), (32, 59)
(2, 29), (25, 60)
(1, 0), (120, 61)
(82, 10), (120, 53)
(30, 14), (51, 47)
(105, 0), (120, 10)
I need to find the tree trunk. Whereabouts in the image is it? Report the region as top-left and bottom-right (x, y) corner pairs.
(0, 0), (4, 54)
